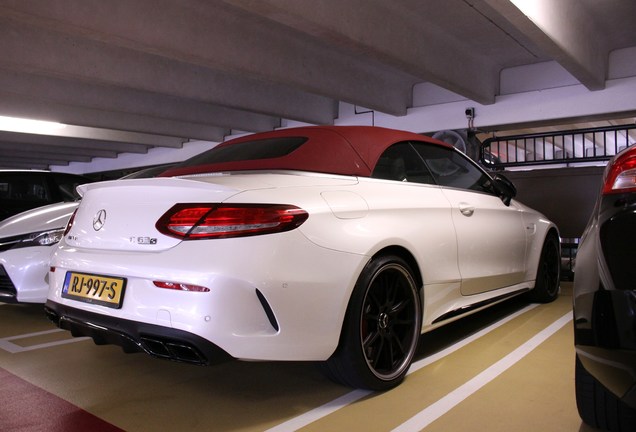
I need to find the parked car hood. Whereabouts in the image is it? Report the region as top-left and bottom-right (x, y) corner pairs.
(0, 202), (79, 237)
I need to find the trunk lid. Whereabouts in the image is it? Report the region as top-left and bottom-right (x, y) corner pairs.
(66, 172), (356, 252)
(68, 177), (247, 252)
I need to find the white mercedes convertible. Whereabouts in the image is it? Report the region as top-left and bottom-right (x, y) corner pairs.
(45, 126), (560, 390)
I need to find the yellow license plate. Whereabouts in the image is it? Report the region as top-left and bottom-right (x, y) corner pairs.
(62, 271), (126, 309)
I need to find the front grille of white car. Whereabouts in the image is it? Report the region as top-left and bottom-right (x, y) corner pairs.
(0, 265), (17, 301)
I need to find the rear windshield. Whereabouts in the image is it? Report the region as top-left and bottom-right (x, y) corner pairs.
(178, 137), (307, 167)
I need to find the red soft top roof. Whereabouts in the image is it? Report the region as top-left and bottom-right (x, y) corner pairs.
(161, 126), (451, 178)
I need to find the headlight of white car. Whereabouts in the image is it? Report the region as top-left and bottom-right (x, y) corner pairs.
(0, 228), (65, 250)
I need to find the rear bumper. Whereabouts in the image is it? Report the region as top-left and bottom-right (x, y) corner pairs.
(47, 231), (366, 361)
(45, 299), (232, 365)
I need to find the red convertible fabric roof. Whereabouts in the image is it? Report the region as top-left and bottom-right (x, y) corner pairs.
(161, 126), (450, 178)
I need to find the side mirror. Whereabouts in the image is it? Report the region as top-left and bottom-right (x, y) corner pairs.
(492, 173), (517, 206)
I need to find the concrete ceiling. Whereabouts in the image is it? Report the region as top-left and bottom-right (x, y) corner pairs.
(1, 0), (635, 170)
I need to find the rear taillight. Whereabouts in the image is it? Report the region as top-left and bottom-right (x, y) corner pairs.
(155, 203), (308, 239)
(153, 281), (210, 292)
(63, 209), (78, 236)
(603, 147), (636, 194)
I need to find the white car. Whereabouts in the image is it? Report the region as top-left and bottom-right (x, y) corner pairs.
(45, 126), (560, 390)
(0, 165), (171, 304)
(1, 202), (79, 303)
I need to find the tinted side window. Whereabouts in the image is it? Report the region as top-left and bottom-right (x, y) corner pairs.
(371, 142), (436, 185)
(0, 173), (50, 202)
(53, 174), (87, 201)
(411, 143), (495, 194)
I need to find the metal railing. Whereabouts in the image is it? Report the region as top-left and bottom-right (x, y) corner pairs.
(480, 124), (636, 169)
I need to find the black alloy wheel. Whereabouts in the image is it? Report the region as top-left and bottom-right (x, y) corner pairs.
(527, 234), (560, 303)
(321, 255), (422, 390)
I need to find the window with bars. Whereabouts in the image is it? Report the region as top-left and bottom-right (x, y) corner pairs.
(480, 124), (636, 169)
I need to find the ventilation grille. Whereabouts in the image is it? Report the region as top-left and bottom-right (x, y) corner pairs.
(0, 265), (17, 299)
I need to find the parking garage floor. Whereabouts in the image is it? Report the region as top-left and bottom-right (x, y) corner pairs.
(1, 283), (598, 431)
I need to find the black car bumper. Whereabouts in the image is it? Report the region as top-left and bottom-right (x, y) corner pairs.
(45, 300), (232, 365)
(575, 290), (636, 410)
(574, 193), (636, 410)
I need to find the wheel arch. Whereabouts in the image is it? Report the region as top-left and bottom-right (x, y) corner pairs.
(527, 223), (560, 278)
(543, 225), (562, 268)
(330, 244), (424, 355)
(322, 245), (424, 390)
(526, 225), (562, 303)
(371, 245), (423, 290)
(546, 226), (560, 242)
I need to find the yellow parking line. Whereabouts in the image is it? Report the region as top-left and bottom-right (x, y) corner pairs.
(265, 304), (540, 432)
(392, 312), (572, 432)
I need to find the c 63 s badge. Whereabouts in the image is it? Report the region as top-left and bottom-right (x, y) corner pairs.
(129, 236), (158, 245)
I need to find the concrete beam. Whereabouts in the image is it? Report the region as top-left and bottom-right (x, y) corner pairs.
(0, 17), (334, 126)
(0, 68), (280, 135)
(0, 150), (92, 163)
(0, 131), (151, 154)
(223, 0), (498, 105)
(478, 0), (608, 90)
(0, 160), (49, 169)
(368, 76), (636, 134)
(0, 142), (119, 159)
(0, 110), (184, 148)
(0, 90), (227, 143)
(0, 3), (342, 120)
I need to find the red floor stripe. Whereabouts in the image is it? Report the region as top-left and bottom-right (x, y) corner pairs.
(0, 367), (124, 432)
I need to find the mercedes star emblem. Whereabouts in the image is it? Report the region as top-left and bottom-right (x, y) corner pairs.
(93, 209), (107, 231)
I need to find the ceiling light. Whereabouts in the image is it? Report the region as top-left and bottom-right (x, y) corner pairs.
(0, 115), (67, 135)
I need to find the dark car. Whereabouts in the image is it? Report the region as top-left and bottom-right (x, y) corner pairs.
(573, 145), (636, 431)
(0, 170), (92, 221)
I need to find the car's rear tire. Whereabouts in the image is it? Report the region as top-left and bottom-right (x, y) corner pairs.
(320, 255), (422, 391)
(526, 233), (560, 303)
(576, 355), (636, 431)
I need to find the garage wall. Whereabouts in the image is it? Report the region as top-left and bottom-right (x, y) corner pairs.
(504, 166), (604, 239)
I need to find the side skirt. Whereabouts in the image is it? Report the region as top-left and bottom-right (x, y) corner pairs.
(431, 288), (531, 326)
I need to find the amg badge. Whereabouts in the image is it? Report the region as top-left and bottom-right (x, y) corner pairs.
(129, 236), (157, 245)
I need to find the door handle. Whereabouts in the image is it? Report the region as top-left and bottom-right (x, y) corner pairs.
(459, 203), (475, 217)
